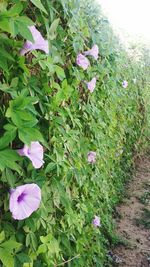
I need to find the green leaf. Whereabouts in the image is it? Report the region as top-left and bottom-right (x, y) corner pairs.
(30, 232), (38, 251)
(9, 18), (17, 37)
(16, 253), (31, 264)
(10, 96), (37, 110)
(0, 239), (21, 267)
(0, 47), (15, 62)
(49, 18), (60, 34)
(30, 0), (48, 14)
(18, 128), (44, 145)
(0, 83), (10, 93)
(49, 18), (60, 40)
(0, 149), (21, 172)
(6, 96), (38, 128)
(10, 77), (19, 88)
(7, 3), (23, 16)
(0, 248), (14, 267)
(15, 17), (34, 42)
(3, 123), (17, 132)
(40, 235), (60, 257)
(0, 231), (5, 244)
(25, 233), (31, 248)
(51, 80), (73, 108)
(0, 18), (11, 34)
(40, 234), (52, 244)
(55, 65), (65, 80)
(52, 82), (61, 90)
(45, 162), (56, 173)
(16, 22), (33, 42)
(5, 168), (17, 187)
(47, 239), (60, 257)
(5, 107), (11, 118)
(0, 55), (8, 72)
(1, 239), (21, 251)
(37, 244), (47, 254)
(11, 112), (24, 127)
(0, 130), (16, 150)
(16, 110), (37, 122)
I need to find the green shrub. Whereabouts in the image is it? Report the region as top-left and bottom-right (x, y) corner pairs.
(0, 0), (149, 266)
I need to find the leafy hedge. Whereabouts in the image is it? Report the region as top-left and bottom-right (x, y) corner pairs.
(0, 0), (149, 266)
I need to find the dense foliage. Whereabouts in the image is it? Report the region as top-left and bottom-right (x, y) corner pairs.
(0, 0), (149, 266)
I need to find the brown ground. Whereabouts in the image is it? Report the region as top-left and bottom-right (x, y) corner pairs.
(112, 155), (150, 267)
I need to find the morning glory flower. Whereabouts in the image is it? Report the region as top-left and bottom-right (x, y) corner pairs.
(20, 25), (49, 55)
(92, 216), (101, 227)
(122, 80), (128, 88)
(87, 151), (96, 163)
(85, 77), (96, 92)
(17, 141), (44, 169)
(9, 183), (41, 220)
(76, 53), (90, 70)
(84, 44), (99, 60)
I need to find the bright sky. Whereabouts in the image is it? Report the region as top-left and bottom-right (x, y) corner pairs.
(97, 0), (150, 44)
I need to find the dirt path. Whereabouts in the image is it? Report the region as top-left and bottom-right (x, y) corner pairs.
(112, 155), (150, 267)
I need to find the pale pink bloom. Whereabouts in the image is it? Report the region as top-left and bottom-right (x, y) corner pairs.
(84, 44), (99, 60)
(87, 151), (96, 163)
(17, 141), (44, 169)
(9, 183), (41, 220)
(85, 77), (96, 92)
(76, 53), (90, 70)
(92, 216), (101, 227)
(122, 80), (128, 88)
(20, 26), (49, 55)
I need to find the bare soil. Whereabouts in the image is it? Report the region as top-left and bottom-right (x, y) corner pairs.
(112, 155), (150, 267)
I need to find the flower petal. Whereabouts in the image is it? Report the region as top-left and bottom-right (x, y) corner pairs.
(86, 77), (96, 92)
(20, 26), (49, 55)
(84, 44), (99, 60)
(17, 141), (44, 169)
(9, 183), (41, 220)
(87, 151), (96, 163)
(28, 155), (44, 169)
(76, 53), (90, 70)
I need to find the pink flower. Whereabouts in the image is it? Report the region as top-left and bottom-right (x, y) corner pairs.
(76, 53), (90, 70)
(84, 44), (99, 60)
(17, 141), (44, 169)
(92, 216), (101, 227)
(20, 26), (49, 55)
(122, 80), (128, 88)
(9, 183), (41, 220)
(85, 77), (96, 92)
(87, 151), (96, 163)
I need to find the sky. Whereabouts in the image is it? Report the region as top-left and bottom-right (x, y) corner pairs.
(97, 0), (150, 44)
